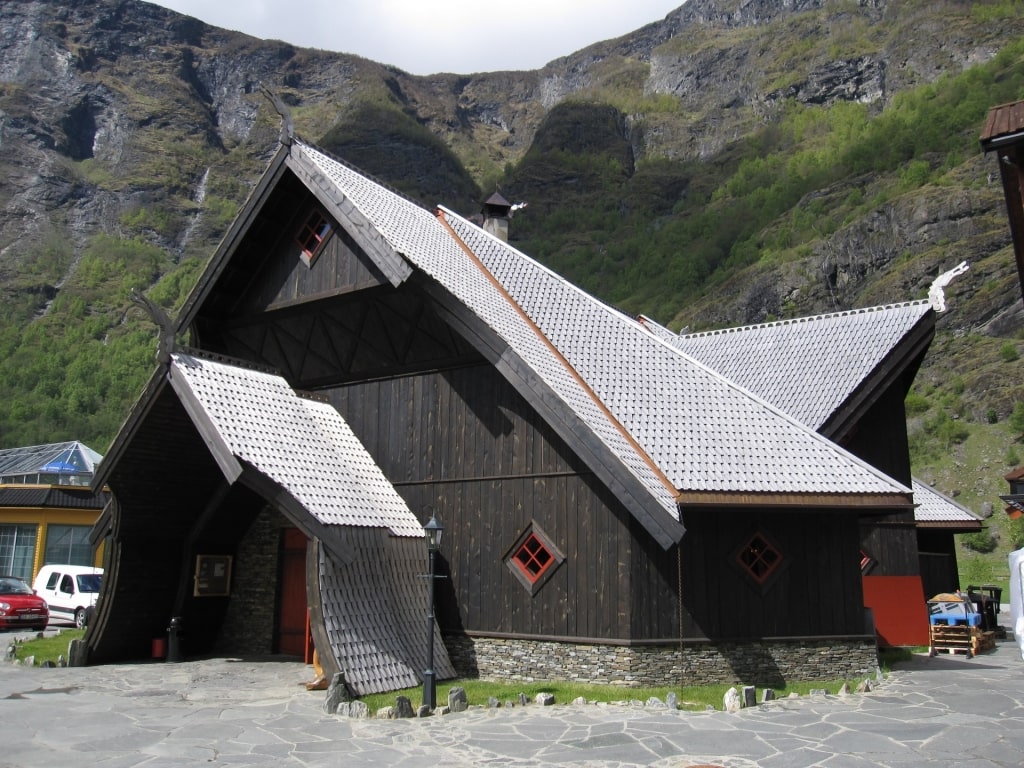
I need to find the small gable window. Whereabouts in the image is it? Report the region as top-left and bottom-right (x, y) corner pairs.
(736, 531), (783, 586)
(297, 210), (331, 267)
(860, 548), (877, 575)
(506, 523), (564, 594)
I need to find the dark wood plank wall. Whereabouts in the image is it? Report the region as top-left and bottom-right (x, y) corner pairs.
(239, 210), (391, 314)
(89, 389), (226, 662)
(328, 363), (685, 642)
(860, 515), (920, 574)
(841, 385), (913, 486)
(680, 508), (866, 638)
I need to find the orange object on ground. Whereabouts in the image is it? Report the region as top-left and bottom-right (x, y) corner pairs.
(863, 575), (929, 647)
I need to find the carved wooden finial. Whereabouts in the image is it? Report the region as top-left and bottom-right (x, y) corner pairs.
(260, 84), (294, 146)
(130, 289), (175, 365)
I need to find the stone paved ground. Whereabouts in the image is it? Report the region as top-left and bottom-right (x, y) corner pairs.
(1, 635), (1022, 767)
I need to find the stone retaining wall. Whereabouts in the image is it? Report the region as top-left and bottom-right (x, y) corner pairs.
(445, 635), (878, 687)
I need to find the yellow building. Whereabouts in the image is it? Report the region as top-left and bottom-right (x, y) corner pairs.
(0, 441), (107, 583)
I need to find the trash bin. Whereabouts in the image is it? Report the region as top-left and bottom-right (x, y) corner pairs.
(166, 616), (184, 663)
(967, 585), (1003, 634)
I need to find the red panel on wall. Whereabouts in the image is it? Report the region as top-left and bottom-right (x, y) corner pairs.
(863, 575), (929, 647)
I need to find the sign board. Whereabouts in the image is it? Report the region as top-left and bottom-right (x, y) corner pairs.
(193, 554), (232, 597)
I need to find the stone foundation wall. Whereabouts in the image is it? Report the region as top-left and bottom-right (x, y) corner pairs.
(444, 635), (878, 687)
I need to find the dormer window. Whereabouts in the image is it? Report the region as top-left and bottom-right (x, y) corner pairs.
(297, 210), (331, 267)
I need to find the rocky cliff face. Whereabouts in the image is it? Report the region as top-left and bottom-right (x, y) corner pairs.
(0, 0), (1022, 448)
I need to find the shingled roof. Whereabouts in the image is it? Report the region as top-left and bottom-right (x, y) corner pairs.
(911, 479), (982, 530)
(661, 302), (934, 434)
(168, 352), (423, 537)
(284, 138), (912, 522)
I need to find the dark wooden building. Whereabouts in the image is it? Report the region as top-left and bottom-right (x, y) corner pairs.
(88, 134), (920, 688)
(981, 99), (1024, 306)
(663, 303), (982, 645)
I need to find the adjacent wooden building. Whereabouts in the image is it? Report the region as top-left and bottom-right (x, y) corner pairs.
(88, 133), (926, 689)
(981, 99), (1024, 305)
(659, 303), (982, 645)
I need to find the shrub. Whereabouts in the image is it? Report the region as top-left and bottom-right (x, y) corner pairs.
(961, 530), (997, 554)
(1008, 518), (1024, 551)
(905, 391), (931, 416)
(1000, 343), (1020, 363)
(1010, 402), (1024, 437)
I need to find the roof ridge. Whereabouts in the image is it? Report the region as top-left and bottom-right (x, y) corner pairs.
(435, 204), (641, 324)
(293, 136), (428, 211)
(680, 300), (932, 339)
(436, 208), (679, 499)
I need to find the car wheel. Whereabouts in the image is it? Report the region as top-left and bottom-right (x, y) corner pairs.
(74, 608), (87, 629)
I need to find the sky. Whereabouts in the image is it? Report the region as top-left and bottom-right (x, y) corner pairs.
(149, 1), (684, 76)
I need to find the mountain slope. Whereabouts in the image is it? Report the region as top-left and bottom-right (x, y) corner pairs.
(0, 0), (1021, 472)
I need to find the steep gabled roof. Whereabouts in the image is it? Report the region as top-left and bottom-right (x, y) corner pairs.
(661, 302), (934, 435)
(287, 139), (911, 530)
(912, 478), (982, 531)
(437, 204), (911, 507)
(168, 137), (914, 550)
(288, 141), (684, 546)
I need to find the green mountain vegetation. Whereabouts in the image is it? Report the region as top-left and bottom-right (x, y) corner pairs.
(0, 0), (1022, 589)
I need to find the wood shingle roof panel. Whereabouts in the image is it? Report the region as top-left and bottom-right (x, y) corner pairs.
(912, 478), (982, 527)
(439, 207), (911, 502)
(668, 302), (934, 431)
(318, 530), (455, 695)
(293, 139), (910, 511)
(168, 352), (423, 537)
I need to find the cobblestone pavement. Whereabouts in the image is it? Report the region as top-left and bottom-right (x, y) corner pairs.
(0, 634), (1022, 767)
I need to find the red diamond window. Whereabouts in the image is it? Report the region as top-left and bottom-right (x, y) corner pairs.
(738, 532), (782, 584)
(513, 533), (554, 584)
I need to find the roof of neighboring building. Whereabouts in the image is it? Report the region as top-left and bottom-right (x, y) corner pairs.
(912, 478), (982, 529)
(658, 302), (934, 433)
(0, 485), (109, 510)
(280, 139), (912, 518)
(1006, 466), (1024, 482)
(0, 441), (103, 486)
(980, 99), (1024, 149)
(168, 352), (423, 537)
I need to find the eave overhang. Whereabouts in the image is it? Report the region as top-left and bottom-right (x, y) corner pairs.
(676, 490), (914, 509)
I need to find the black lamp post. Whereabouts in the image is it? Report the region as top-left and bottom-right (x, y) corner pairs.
(423, 511), (443, 710)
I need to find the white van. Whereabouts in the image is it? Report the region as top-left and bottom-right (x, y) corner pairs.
(32, 565), (103, 628)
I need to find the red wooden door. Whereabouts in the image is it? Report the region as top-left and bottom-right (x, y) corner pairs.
(277, 528), (308, 656)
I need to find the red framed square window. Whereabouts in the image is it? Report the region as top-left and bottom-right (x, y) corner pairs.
(513, 533), (554, 583)
(505, 523), (564, 595)
(297, 210), (331, 267)
(736, 532), (783, 585)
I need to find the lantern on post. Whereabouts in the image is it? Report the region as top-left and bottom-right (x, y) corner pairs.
(422, 510), (443, 709)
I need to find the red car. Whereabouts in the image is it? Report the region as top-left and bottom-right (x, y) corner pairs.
(0, 576), (49, 631)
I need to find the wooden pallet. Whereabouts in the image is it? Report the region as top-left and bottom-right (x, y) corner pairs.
(928, 624), (995, 657)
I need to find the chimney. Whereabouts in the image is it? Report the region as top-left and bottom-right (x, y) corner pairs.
(481, 190), (513, 242)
